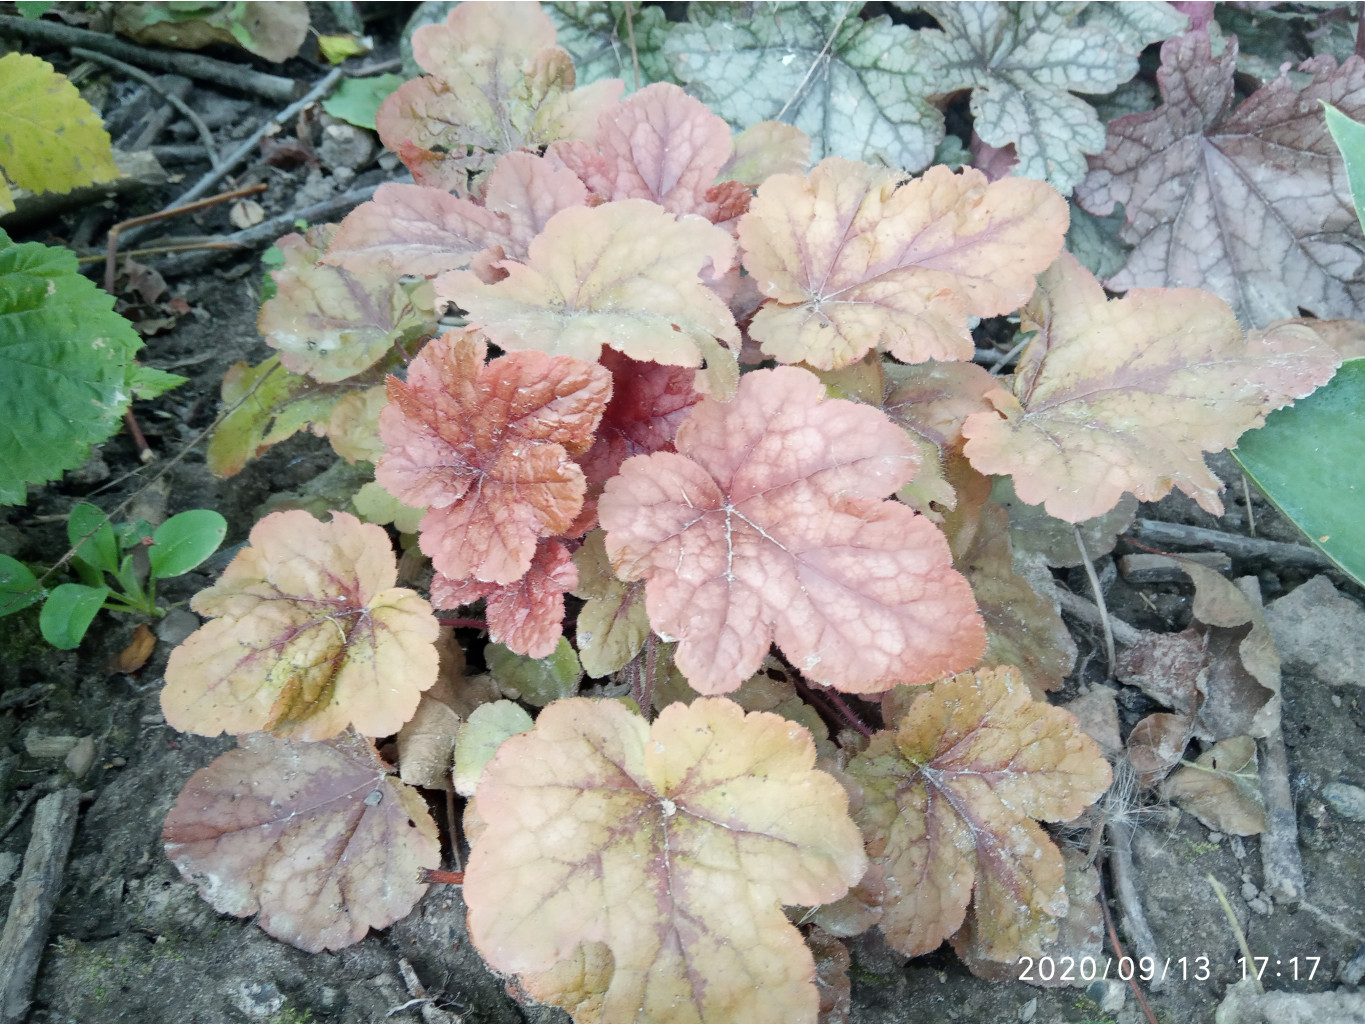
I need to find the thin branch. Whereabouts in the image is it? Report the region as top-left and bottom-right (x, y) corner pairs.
(623, 1), (642, 93)
(119, 67), (345, 249)
(1127, 518), (1333, 570)
(775, 5), (849, 122)
(1073, 526), (1116, 676)
(1098, 855), (1163, 1024)
(0, 14), (297, 102)
(69, 47), (219, 167)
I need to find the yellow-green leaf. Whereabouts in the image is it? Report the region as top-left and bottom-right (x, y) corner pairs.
(0, 53), (119, 197)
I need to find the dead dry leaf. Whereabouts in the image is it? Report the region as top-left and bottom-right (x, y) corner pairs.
(1163, 735), (1267, 836)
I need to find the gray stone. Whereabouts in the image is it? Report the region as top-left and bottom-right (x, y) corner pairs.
(1323, 781), (1365, 821)
(1266, 575), (1365, 687)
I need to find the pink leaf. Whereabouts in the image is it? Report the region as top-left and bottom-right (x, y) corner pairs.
(376, 330), (612, 584)
(432, 540), (578, 658)
(599, 367), (984, 694)
(164, 732), (439, 952)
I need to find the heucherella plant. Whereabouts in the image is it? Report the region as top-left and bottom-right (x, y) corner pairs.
(161, 4), (1344, 1021)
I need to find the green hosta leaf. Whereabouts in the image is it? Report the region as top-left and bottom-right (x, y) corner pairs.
(150, 509), (227, 579)
(0, 553), (40, 618)
(544, 1), (673, 91)
(665, 1), (941, 171)
(1324, 102), (1365, 235)
(0, 53), (119, 204)
(40, 582), (109, 650)
(1233, 358), (1365, 587)
(321, 74), (405, 131)
(907, 1), (1185, 194)
(486, 637), (583, 707)
(68, 503), (119, 576)
(0, 231), (169, 505)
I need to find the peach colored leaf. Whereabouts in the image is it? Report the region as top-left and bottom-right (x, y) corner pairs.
(463, 697), (867, 1024)
(845, 667), (1112, 961)
(326, 385), (386, 464)
(738, 158), (1069, 370)
(325, 156), (589, 278)
(960, 252), (1341, 523)
(952, 847), (1103, 985)
(257, 226), (437, 384)
(1076, 32), (1365, 328)
(718, 121), (812, 186)
(161, 511), (439, 741)
(955, 503), (1075, 698)
(437, 199), (740, 374)
(571, 529), (650, 678)
(375, 2), (622, 193)
(376, 330), (611, 584)
(163, 732), (439, 952)
(548, 82), (749, 223)
(431, 539), (578, 658)
(598, 366), (984, 695)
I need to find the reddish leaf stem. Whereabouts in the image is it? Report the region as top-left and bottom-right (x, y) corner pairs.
(422, 868), (465, 885)
(1098, 865), (1161, 1024)
(437, 617), (487, 630)
(796, 675), (873, 739)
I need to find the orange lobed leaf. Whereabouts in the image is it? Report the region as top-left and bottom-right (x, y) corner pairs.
(256, 225), (437, 384)
(374, 2), (621, 194)
(598, 366), (984, 695)
(548, 82), (752, 224)
(324, 155), (589, 279)
(961, 252), (1341, 522)
(437, 199), (740, 376)
(845, 666), (1112, 961)
(161, 511), (439, 741)
(163, 732), (439, 952)
(376, 330), (611, 585)
(463, 697), (867, 1024)
(431, 539), (578, 659)
(737, 158), (1069, 370)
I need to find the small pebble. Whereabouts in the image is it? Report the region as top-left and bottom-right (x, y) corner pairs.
(1209, 831), (1224, 844)
(1231, 836), (1246, 859)
(1241, 881), (1259, 902)
(1088, 979), (1126, 1013)
(1248, 896), (1273, 916)
(1323, 782), (1365, 821)
(1018, 996), (1037, 1022)
(1333, 693), (1344, 708)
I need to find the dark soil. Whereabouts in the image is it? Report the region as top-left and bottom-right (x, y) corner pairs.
(3, 9), (1365, 1024)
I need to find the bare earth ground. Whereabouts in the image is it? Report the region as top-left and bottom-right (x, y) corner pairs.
(3, 23), (1365, 1024)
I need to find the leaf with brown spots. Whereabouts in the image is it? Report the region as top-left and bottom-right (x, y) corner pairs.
(463, 697), (866, 1024)
(845, 667), (1111, 961)
(163, 731), (439, 952)
(161, 511), (439, 741)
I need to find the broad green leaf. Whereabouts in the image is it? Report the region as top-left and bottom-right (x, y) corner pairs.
(0, 53), (119, 197)
(665, 2), (941, 171)
(40, 582), (109, 650)
(1324, 102), (1365, 235)
(906, 2), (1181, 195)
(544, 1), (673, 91)
(17, 2), (57, 18)
(150, 509), (227, 579)
(68, 503), (119, 576)
(321, 74), (405, 131)
(0, 231), (157, 504)
(1233, 357), (1365, 588)
(0, 553), (40, 617)
(452, 698), (535, 797)
(486, 636), (582, 707)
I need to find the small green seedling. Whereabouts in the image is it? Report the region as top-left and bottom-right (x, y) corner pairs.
(0, 504), (226, 650)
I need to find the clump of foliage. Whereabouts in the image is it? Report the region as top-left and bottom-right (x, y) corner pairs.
(156, 4), (1361, 1021)
(0, 503), (226, 648)
(0, 230), (182, 505)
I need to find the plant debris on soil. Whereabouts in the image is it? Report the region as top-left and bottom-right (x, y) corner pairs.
(4, 3), (1365, 1024)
